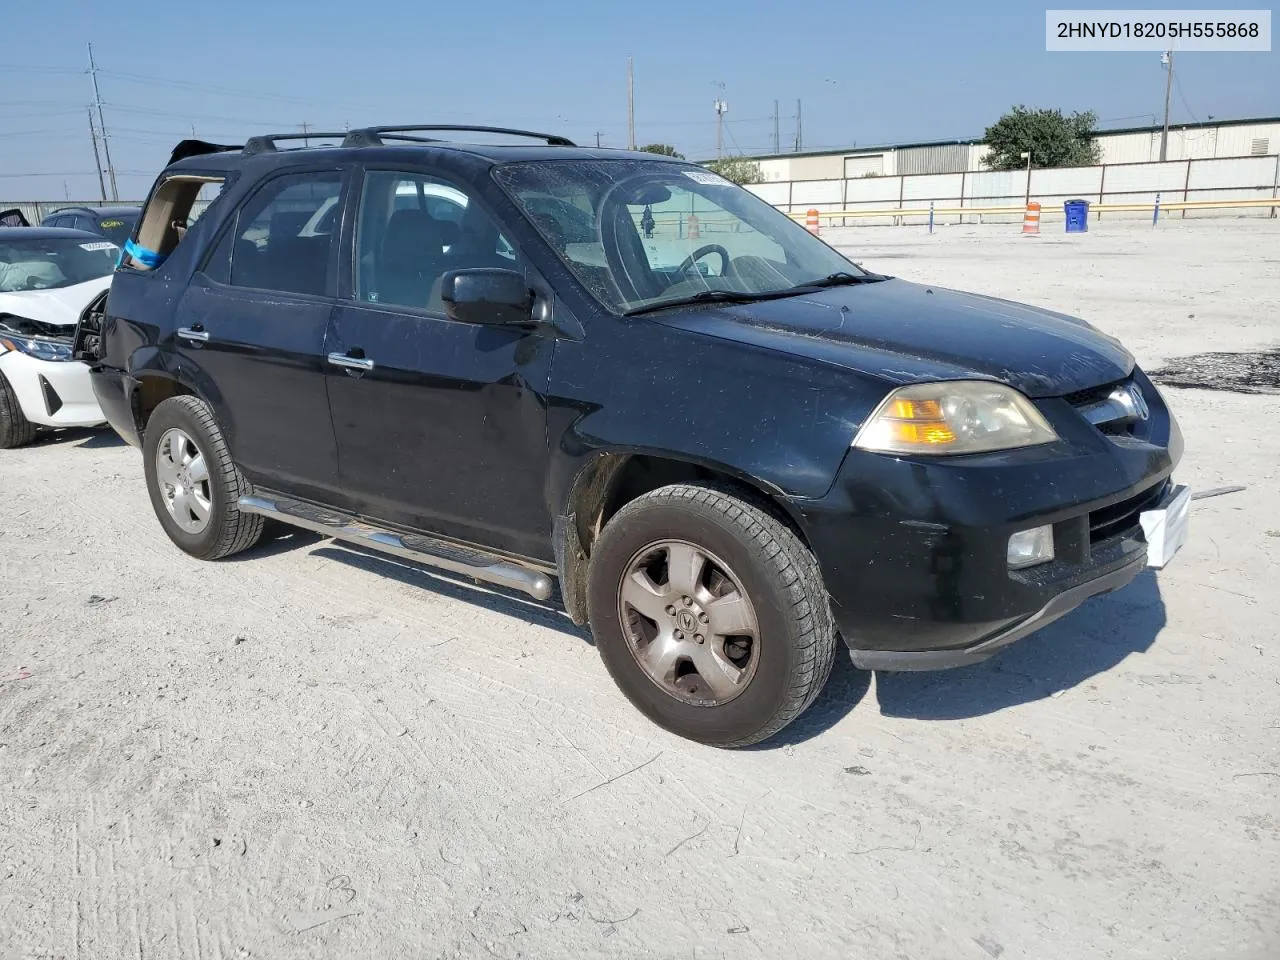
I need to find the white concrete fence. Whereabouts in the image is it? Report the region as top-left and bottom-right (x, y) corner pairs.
(747, 154), (1280, 225)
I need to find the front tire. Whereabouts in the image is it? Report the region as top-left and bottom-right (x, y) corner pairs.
(142, 395), (263, 560)
(0, 369), (39, 449)
(587, 483), (836, 747)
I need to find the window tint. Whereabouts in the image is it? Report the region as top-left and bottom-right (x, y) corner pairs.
(496, 160), (859, 313)
(93, 214), (138, 245)
(628, 183), (785, 276)
(202, 223), (233, 285)
(226, 172), (343, 296)
(355, 171), (517, 311)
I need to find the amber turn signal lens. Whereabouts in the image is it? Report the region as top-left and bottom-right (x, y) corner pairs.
(888, 398), (944, 420)
(891, 421), (956, 445)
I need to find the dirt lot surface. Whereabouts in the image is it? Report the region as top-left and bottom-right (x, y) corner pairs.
(2, 219), (1278, 960)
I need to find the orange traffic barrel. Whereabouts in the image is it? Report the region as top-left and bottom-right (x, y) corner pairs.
(1021, 201), (1041, 235)
(806, 208), (820, 234)
(687, 213), (700, 240)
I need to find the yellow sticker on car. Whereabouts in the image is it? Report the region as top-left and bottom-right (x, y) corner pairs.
(99, 219), (124, 228)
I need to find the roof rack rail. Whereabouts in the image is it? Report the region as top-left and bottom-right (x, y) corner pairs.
(342, 125), (576, 148)
(242, 131), (349, 155)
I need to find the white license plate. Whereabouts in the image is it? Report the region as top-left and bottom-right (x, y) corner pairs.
(1139, 483), (1190, 569)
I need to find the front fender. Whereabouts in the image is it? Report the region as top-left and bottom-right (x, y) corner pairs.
(545, 315), (887, 515)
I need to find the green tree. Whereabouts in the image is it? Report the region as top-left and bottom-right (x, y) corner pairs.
(982, 106), (1101, 170)
(703, 156), (763, 185)
(638, 143), (685, 159)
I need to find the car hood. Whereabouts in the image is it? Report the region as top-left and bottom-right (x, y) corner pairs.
(653, 278), (1134, 398)
(0, 276), (113, 329)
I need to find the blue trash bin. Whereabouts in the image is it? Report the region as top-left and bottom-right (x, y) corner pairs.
(1064, 199), (1089, 233)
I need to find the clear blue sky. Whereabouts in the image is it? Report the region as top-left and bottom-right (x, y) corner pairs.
(1, 0), (1276, 200)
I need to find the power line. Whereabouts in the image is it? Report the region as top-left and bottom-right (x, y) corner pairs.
(105, 102), (295, 127)
(98, 69), (369, 108)
(0, 101), (87, 110)
(0, 170), (111, 178)
(0, 129), (87, 138)
(0, 64), (83, 75)
(1173, 71), (1201, 123)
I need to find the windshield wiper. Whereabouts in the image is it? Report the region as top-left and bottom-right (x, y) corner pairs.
(623, 289), (794, 316)
(790, 271), (884, 290)
(624, 272), (887, 316)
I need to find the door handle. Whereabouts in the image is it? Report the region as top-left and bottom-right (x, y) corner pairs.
(177, 326), (210, 344)
(327, 352), (375, 372)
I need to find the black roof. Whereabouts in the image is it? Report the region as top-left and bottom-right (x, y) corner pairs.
(0, 226), (112, 241)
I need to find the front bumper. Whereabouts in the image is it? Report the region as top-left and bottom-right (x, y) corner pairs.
(790, 371), (1182, 670)
(0, 351), (104, 428)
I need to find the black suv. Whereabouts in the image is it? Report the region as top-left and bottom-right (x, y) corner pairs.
(82, 126), (1185, 747)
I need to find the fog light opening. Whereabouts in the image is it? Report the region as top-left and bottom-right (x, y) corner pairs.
(1008, 525), (1054, 569)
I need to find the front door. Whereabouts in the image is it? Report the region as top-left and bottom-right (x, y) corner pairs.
(325, 167), (553, 561)
(171, 168), (346, 499)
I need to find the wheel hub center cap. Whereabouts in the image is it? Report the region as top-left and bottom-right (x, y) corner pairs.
(675, 609), (699, 633)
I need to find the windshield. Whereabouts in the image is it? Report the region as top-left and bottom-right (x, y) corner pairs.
(0, 237), (119, 293)
(92, 213), (139, 245)
(494, 159), (866, 313)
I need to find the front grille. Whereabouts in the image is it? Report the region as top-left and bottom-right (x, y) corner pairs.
(1064, 376), (1153, 439)
(1063, 379), (1126, 408)
(1089, 479), (1167, 544)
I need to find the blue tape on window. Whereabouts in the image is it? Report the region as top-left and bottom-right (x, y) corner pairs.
(123, 239), (163, 269)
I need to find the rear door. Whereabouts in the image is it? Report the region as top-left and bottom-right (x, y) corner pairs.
(171, 167), (347, 499)
(324, 165), (554, 560)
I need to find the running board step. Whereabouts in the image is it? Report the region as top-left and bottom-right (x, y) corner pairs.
(237, 494), (556, 601)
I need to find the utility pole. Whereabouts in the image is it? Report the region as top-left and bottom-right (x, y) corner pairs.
(301, 121), (310, 147)
(794, 99), (803, 152)
(713, 82), (727, 158)
(773, 100), (780, 154)
(626, 57), (635, 150)
(86, 107), (106, 202)
(595, 131), (602, 148)
(1159, 50), (1175, 162)
(87, 42), (118, 201)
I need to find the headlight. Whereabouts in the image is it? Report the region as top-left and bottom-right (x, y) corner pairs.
(0, 335), (74, 362)
(853, 381), (1058, 455)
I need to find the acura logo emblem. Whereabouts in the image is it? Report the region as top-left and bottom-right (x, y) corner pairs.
(1111, 383), (1149, 421)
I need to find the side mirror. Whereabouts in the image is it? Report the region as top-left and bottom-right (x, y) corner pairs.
(441, 268), (533, 327)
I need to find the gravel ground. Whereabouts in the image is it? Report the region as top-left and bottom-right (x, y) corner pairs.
(2, 218), (1278, 960)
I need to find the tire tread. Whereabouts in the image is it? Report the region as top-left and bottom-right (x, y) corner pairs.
(607, 482), (837, 747)
(0, 369), (39, 449)
(149, 395), (263, 560)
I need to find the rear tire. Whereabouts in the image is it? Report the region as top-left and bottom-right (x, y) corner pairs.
(143, 395), (264, 560)
(587, 483), (836, 747)
(0, 369), (39, 449)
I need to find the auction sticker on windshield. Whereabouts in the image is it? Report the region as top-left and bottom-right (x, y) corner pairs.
(79, 242), (116, 251)
(683, 170), (732, 186)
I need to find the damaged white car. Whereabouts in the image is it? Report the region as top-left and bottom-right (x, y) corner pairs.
(0, 228), (117, 448)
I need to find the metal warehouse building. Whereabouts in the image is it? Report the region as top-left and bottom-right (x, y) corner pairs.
(747, 116), (1280, 182)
